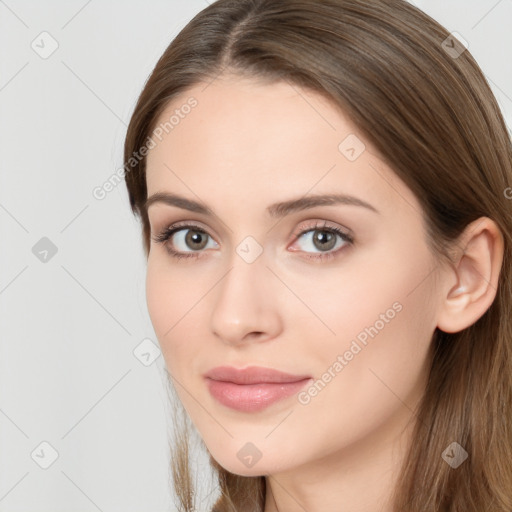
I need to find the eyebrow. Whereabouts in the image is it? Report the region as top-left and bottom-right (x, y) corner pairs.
(144, 192), (379, 218)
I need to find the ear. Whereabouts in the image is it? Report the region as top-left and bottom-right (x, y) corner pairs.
(436, 217), (504, 334)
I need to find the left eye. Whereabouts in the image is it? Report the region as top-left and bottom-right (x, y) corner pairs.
(291, 226), (352, 255)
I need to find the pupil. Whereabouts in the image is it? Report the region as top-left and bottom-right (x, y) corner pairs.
(315, 230), (335, 250)
(187, 230), (207, 249)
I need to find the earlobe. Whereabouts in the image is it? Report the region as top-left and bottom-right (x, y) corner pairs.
(436, 217), (504, 334)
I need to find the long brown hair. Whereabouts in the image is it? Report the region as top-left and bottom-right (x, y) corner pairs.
(123, 0), (512, 510)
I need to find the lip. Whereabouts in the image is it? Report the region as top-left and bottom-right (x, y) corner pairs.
(204, 365), (311, 384)
(204, 365), (312, 412)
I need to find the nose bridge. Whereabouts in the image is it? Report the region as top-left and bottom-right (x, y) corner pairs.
(210, 248), (281, 344)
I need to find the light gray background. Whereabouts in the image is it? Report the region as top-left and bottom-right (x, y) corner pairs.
(0, 1), (510, 511)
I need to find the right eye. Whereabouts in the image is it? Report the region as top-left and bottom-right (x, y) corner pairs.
(152, 223), (218, 260)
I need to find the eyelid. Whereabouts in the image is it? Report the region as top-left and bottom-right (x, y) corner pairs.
(152, 219), (216, 241)
(291, 219), (352, 239)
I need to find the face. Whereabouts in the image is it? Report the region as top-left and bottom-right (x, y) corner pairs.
(144, 73), (441, 477)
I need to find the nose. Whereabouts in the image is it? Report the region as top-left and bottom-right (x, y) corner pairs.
(210, 255), (283, 346)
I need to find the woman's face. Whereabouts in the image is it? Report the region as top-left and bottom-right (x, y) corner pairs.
(144, 74), (442, 476)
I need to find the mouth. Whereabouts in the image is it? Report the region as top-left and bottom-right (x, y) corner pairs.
(204, 365), (313, 412)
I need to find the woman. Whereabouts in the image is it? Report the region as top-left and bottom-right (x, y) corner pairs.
(123, 0), (512, 510)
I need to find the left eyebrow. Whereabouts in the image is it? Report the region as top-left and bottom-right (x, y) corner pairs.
(266, 193), (379, 218)
(144, 192), (379, 217)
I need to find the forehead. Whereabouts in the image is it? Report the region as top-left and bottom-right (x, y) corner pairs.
(147, 74), (359, 168)
(144, 75), (419, 219)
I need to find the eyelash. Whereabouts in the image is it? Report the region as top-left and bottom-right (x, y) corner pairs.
(151, 221), (354, 262)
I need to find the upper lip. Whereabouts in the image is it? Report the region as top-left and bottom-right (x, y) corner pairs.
(204, 365), (311, 385)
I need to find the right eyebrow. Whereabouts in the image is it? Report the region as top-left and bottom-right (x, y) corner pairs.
(145, 192), (212, 215)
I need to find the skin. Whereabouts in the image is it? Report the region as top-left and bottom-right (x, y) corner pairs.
(144, 73), (504, 512)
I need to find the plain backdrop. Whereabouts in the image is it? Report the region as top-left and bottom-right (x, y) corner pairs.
(0, 1), (511, 511)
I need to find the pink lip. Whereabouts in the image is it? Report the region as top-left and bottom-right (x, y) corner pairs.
(204, 366), (312, 412)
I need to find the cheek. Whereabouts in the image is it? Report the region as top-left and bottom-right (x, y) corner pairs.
(287, 258), (437, 456)
(315, 247), (437, 409)
(145, 257), (191, 370)
(145, 255), (219, 382)
(322, 235), (437, 347)
(304, 237), (435, 370)
(146, 257), (169, 335)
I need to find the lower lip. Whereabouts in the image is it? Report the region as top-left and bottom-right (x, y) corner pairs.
(206, 378), (312, 412)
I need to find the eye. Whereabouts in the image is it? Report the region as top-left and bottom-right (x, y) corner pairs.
(151, 222), (218, 260)
(289, 221), (353, 262)
(152, 220), (353, 262)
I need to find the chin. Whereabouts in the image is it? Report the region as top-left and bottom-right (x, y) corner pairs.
(207, 451), (271, 477)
